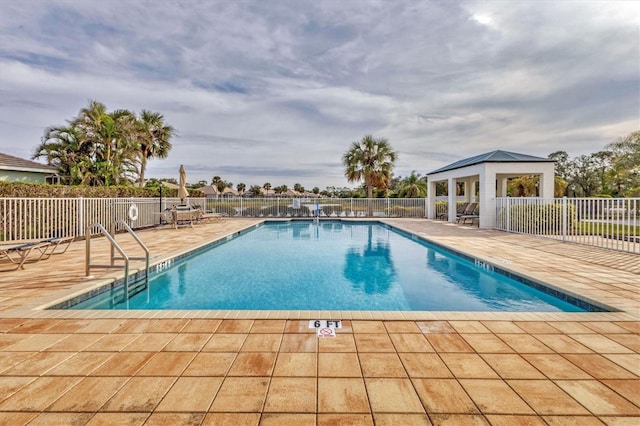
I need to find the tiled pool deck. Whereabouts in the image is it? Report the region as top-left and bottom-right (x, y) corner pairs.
(0, 218), (638, 425)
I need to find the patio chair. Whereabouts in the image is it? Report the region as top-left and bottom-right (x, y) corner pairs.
(41, 236), (74, 259)
(437, 202), (469, 220)
(0, 241), (51, 271)
(457, 204), (480, 225)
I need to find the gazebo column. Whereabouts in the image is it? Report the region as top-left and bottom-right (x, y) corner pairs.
(479, 165), (496, 229)
(470, 178), (478, 202)
(539, 172), (554, 199)
(448, 178), (457, 222)
(496, 177), (508, 197)
(427, 179), (439, 219)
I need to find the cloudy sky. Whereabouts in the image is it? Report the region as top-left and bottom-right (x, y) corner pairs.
(1, 0), (638, 189)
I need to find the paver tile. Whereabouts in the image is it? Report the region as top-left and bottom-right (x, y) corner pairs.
(607, 334), (640, 353)
(318, 334), (356, 352)
(549, 322), (596, 334)
(155, 377), (222, 412)
(201, 412), (260, 425)
(249, 319), (286, 333)
(135, 352), (196, 376)
(359, 353), (406, 377)
(122, 334), (175, 352)
(514, 321), (559, 334)
(0, 376), (82, 411)
(163, 333), (211, 352)
(425, 334), (474, 353)
(227, 352), (276, 376)
(84, 412), (148, 425)
(263, 377), (316, 412)
(555, 380), (640, 415)
(203, 333), (247, 352)
(411, 378), (478, 414)
(260, 413), (316, 426)
(373, 413), (432, 425)
(317, 414), (373, 425)
(389, 333), (434, 352)
(216, 320), (254, 333)
(354, 333), (395, 352)
(181, 319), (221, 333)
(461, 334), (514, 353)
(279, 334), (317, 352)
(448, 321), (491, 333)
(481, 321), (525, 334)
(484, 415), (546, 425)
(600, 379), (640, 406)
(45, 352), (113, 376)
(45, 334), (103, 352)
(541, 416), (605, 426)
(318, 378), (369, 413)
(0, 412), (37, 425)
(209, 377), (269, 412)
(240, 333), (282, 352)
(91, 352), (155, 376)
(522, 354), (593, 379)
(581, 322), (631, 334)
(26, 413), (93, 425)
(145, 412), (206, 426)
(101, 376), (175, 412)
(569, 334), (635, 353)
(459, 379), (534, 414)
(2, 352), (72, 376)
(384, 321), (421, 333)
(182, 352), (236, 376)
(440, 353), (499, 379)
(428, 414), (489, 425)
(46, 376), (129, 412)
(564, 354), (638, 379)
(145, 319), (189, 333)
(273, 353), (316, 377)
(480, 354), (545, 379)
(399, 353), (453, 378)
(84, 334), (138, 351)
(415, 321), (456, 334)
(532, 334), (593, 353)
(507, 379), (589, 415)
(318, 352), (361, 377)
(351, 321), (385, 333)
(497, 334), (553, 353)
(365, 378), (424, 413)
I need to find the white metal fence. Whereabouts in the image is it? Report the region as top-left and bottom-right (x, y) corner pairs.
(495, 197), (639, 254)
(0, 197), (427, 242)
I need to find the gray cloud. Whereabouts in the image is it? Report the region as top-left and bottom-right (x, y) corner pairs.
(0, 0), (638, 188)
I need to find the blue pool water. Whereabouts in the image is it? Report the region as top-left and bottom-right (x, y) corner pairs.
(69, 221), (588, 311)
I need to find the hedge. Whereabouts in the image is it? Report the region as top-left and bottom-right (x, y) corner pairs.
(0, 181), (204, 198)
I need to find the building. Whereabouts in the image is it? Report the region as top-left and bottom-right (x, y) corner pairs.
(0, 152), (59, 184)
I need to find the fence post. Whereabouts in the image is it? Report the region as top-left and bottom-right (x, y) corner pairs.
(562, 196), (567, 242)
(505, 198), (510, 232)
(78, 197), (85, 237)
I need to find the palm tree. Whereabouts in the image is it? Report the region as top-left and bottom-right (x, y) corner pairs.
(237, 183), (246, 195)
(136, 110), (174, 187)
(398, 171), (427, 198)
(343, 135), (397, 214)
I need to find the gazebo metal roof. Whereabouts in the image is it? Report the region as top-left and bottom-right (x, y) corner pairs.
(428, 150), (553, 175)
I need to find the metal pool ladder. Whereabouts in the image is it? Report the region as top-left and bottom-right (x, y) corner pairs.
(85, 220), (150, 302)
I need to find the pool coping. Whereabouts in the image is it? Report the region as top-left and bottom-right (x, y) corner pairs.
(2, 218), (639, 322)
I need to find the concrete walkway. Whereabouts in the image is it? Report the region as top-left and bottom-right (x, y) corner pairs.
(0, 219), (638, 425)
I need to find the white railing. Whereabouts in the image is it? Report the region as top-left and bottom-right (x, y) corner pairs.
(496, 197), (639, 254)
(203, 197), (427, 218)
(0, 196), (427, 242)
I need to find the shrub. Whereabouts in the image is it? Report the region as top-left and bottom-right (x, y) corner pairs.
(500, 202), (576, 234)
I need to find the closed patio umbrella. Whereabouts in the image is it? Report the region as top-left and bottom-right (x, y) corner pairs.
(178, 165), (189, 203)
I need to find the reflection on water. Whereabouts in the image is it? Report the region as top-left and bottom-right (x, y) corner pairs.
(344, 225), (396, 294)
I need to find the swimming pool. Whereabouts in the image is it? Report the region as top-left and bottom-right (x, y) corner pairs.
(65, 221), (598, 312)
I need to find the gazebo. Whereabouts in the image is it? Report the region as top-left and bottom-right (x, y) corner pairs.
(426, 150), (555, 229)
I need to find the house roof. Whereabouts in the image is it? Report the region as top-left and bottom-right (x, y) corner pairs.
(427, 150), (554, 175)
(0, 152), (58, 174)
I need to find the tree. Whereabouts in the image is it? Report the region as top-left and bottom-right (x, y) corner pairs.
(293, 183), (304, 193)
(398, 171), (427, 198)
(312, 187), (320, 195)
(249, 185), (262, 196)
(606, 130), (640, 196)
(136, 110), (174, 187)
(33, 100), (174, 186)
(237, 183), (246, 194)
(263, 182), (271, 191)
(342, 135), (397, 213)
